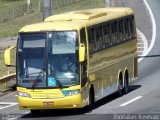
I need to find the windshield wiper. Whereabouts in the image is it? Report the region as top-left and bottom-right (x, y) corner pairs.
(31, 68), (64, 89)
(32, 69), (45, 89)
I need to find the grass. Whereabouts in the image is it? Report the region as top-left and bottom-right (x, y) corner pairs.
(0, 12), (42, 37)
(0, 0), (105, 77)
(0, 0), (25, 11)
(0, 0), (40, 11)
(0, 0), (105, 38)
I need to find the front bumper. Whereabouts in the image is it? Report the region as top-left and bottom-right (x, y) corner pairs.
(18, 94), (83, 110)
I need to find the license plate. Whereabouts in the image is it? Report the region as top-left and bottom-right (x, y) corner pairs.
(43, 102), (54, 106)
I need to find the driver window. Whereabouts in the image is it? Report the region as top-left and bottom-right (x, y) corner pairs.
(80, 28), (88, 87)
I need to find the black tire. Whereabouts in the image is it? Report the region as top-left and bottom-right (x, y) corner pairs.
(86, 89), (94, 112)
(31, 110), (40, 116)
(118, 79), (123, 97)
(123, 73), (129, 94)
(12, 84), (17, 91)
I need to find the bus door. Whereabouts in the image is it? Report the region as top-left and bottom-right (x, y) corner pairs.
(80, 28), (90, 105)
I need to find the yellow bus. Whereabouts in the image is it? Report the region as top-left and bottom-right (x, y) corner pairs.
(5, 8), (137, 115)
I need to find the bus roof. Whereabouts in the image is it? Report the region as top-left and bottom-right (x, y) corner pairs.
(19, 8), (134, 32)
(19, 21), (84, 32)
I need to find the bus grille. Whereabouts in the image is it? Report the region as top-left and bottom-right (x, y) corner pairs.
(31, 93), (64, 99)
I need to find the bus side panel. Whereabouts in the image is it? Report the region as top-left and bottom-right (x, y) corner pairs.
(89, 39), (137, 101)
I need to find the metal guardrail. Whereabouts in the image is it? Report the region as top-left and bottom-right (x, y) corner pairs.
(0, 73), (16, 84)
(0, 73), (16, 91)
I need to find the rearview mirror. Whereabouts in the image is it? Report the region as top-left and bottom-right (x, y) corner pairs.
(4, 46), (16, 66)
(79, 43), (85, 62)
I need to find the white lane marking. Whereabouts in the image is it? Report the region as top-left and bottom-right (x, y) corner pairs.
(9, 117), (19, 120)
(137, 29), (148, 58)
(120, 96), (143, 107)
(0, 102), (18, 110)
(137, 29), (148, 54)
(25, 111), (30, 114)
(138, 0), (157, 62)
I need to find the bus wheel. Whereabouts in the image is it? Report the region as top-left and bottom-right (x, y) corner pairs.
(118, 79), (123, 97)
(123, 72), (129, 94)
(87, 88), (94, 112)
(31, 110), (40, 116)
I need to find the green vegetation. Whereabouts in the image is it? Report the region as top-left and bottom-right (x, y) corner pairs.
(0, 0), (105, 38)
(0, 12), (42, 37)
(0, 0), (40, 11)
(0, 0), (105, 77)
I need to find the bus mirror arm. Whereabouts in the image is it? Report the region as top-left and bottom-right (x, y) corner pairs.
(79, 43), (85, 62)
(4, 46), (16, 66)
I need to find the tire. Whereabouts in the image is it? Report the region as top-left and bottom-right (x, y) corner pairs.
(12, 84), (17, 91)
(86, 89), (94, 112)
(118, 79), (123, 97)
(123, 74), (129, 94)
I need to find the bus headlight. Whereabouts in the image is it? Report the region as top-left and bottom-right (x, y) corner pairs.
(18, 92), (31, 98)
(62, 90), (80, 96)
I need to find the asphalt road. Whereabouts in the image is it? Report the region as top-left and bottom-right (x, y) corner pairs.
(0, 0), (160, 120)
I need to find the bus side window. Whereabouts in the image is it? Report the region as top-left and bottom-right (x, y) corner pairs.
(80, 28), (86, 43)
(130, 16), (136, 38)
(111, 23), (116, 45)
(122, 19), (125, 41)
(102, 25), (105, 49)
(80, 28), (87, 56)
(115, 21), (118, 44)
(80, 28), (88, 87)
(128, 18), (132, 39)
(110, 23), (113, 45)
(124, 18), (130, 40)
(88, 28), (95, 53)
(103, 24), (111, 47)
(99, 25), (105, 49)
(95, 26), (103, 51)
(95, 27), (99, 50)
(118, 20), (124, 42)
(81, 60), (87, 87)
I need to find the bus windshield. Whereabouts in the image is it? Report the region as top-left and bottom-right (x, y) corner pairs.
(47, 31), (79, 87)
(17, 33), (47, 88)
(17, 31), (79, 88)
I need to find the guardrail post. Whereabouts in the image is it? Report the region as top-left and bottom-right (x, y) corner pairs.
(12, 7), (15, 19)
(27, 0), (32, 13)
(43, 0), (52, 20)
